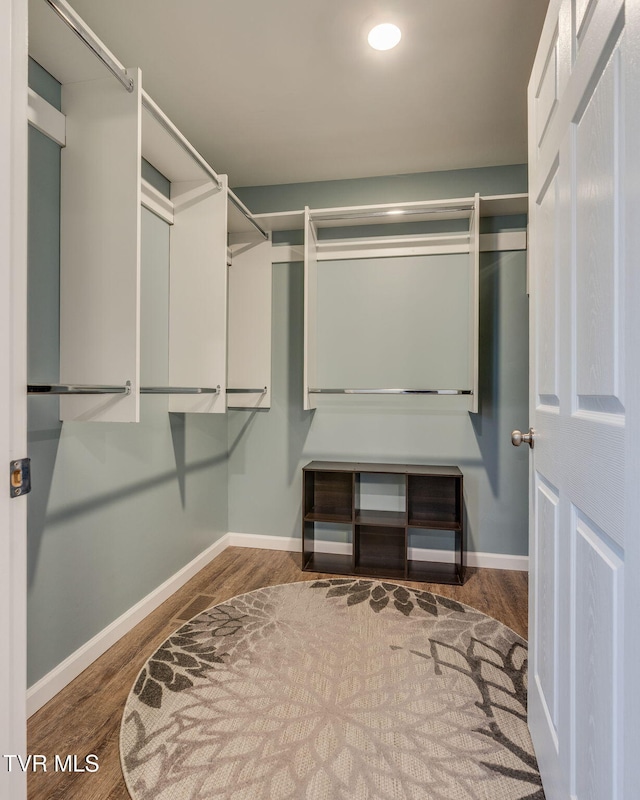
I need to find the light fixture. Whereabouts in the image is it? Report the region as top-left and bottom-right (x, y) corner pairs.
(368, 23), (402, 51)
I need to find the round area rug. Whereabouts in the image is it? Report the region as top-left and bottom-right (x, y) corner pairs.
(120, 579), (543, 800)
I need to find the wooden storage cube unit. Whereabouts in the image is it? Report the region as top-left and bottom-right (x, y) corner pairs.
(304, 467), (353, 522)
(408, 473), (462, 529)
(406, 526), (464, 586)
(355, 525), (405, 579)
(301, 521), (352, 576)
(302, 462), (464, 584)
(407, 558), (464, 585)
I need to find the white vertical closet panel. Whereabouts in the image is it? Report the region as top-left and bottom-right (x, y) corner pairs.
(227, 236), (272, 408)
(468, 193), (480, 413)
(303, 207), (318, 410)
(168, 175), (228, 413)
(59, 69), (141, 422)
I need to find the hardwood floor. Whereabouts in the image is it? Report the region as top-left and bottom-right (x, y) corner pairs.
(27, 547), (528, 800)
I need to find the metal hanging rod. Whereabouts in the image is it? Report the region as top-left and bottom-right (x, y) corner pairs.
(226, 387), (267, 394)
(140, 386), (220, 394)
(28, 382), (132, 395)
(141, 91), (222, 190)
(44, 0), (134, 93)
(311, 206), (475, 223)
(228, 188), (269, 240)
(308, 388), (473, 396)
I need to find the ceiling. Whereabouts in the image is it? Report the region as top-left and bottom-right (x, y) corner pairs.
(35, 0), (549, 188)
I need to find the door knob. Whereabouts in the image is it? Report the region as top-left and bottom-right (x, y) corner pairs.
(511, 428), (534, 449)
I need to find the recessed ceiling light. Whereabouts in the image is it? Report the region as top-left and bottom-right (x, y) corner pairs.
(368, 23), (402, 51)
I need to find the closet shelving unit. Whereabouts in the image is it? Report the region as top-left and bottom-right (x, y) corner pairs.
(226, 196), (273, 410)
(27, 0), (274, 419)
(303, 196), (481, 413)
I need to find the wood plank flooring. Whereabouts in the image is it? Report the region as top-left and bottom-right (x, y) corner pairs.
(27, 547), (528, 800)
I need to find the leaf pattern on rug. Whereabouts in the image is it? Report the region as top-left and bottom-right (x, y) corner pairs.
(311, 578), (467, 617)
(400, 636), (542, 794)
(132, 604), (249, 708)
(121, 580), (543, 800)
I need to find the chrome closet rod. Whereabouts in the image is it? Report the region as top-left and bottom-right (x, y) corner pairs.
(228, 189), (269, 240)
(141, 91), (223, 191)
(140, 386), (220, 394)
(28, 382), (131, 395)
(308, 388), (473, 395)
(44, 0), (134, 93)
(226, 387), (267, 394)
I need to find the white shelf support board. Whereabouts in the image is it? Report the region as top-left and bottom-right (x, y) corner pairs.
(27, 88), (66, 146)
(141, 178), (174, 225)
(468, 193), (480, 413)
(168, 175), (228, 413)
(303, 207), (318, 411)
(227, 236), (272, 409)
(59, 68), (142, 422)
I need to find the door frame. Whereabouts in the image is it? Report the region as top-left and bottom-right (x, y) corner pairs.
(624, 1), (640, 794)
(0, 0), (28, 796)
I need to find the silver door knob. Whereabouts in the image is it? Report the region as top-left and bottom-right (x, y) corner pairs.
(511, 428), (535, 449)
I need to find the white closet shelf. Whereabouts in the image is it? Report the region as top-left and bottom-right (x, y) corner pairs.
(480, 193), (528, 216)
(228, 209), (305, 235)
(316, 232), (470, 260)
(230, 194), (528, 235)
(310, 198), (475, 228)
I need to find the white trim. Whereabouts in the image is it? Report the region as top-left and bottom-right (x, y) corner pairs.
(227, 531), (529, 571)
(141, 177), (174, 225)
(26, 533), (231, 717)
(228, 531), (300, 551)
(27, 87), (66, 146)
(2, 0), (28, 795)
(270, 230), (526, 264)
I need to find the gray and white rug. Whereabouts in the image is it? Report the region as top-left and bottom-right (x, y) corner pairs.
(120, 579), (543, 800)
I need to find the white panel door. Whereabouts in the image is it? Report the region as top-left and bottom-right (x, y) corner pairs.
(527, 1), (640, 797)
(0, 0), (27, 796)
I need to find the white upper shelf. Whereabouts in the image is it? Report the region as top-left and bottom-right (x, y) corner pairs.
(227, 193), (528, 234)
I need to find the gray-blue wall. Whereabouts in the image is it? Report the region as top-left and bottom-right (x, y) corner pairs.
(27, 62), (229, 687)
(229, 172), (530, 557)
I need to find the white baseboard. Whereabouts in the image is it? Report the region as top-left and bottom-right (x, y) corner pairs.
(27, 533), (231, 718)
(28, 530), (527, 716)
(227, 531), (299, 551)
(227, 532), (529, 572)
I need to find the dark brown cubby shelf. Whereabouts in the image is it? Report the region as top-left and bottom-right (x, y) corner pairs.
(302, 461), (465, 585)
